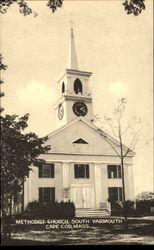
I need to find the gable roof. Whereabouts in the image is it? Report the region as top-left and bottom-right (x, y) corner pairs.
(46, 117), (135, 157)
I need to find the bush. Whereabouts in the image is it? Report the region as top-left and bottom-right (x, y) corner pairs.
(123, 200), (135, 211)
(110, 199), (154, 217)
(110, 201), (123, 216)
(20, 201), (75, 219)
(111, 200), (136, 216)
(136, 200), (154, 216)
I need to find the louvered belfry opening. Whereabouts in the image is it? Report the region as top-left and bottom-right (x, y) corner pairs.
(62, 82), (65, 94)
(74, 78), (82, 94)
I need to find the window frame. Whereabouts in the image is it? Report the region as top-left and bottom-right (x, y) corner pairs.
(107, 165), (121, 179)
(74, 164), (89, 179)
(38, 163), (55, 178)
(39, 187), (55, 203)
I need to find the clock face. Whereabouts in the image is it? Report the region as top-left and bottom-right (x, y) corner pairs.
(58, 104), (64, 120)
(73, 102), (88, 117)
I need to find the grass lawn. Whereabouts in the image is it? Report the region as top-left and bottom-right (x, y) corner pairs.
(1, 218), (154, 245)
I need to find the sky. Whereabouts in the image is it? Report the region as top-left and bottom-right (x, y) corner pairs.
(1, 0), (153, 195)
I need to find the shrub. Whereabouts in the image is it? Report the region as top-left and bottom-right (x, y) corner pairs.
(20, 200), (75, 219)
(136, 200), (154, 216)
(110, 201), (123, 216)
(123, 200), (134, 210)
(110, 200), (136, 216)
(110, 199), (154, 217)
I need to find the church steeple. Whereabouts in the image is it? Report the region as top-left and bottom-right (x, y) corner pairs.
(67, 25), (78, 70)
(55, 24), (93, 128)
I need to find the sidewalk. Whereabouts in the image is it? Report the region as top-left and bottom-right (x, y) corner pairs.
(121, 216), (154, 221)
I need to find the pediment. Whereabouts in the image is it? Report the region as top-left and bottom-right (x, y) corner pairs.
(45, 118), (135, 157)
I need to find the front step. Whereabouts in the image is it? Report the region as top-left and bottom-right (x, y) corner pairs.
(76, 209), (110, 218)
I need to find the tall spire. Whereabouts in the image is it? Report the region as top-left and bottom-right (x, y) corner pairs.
(67, 22), (78, 70)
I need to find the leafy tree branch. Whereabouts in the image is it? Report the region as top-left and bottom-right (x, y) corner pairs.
(0, 0), (63, 15)
(0, 0), (145, 16)
(123, 0), (145, 16)
(0, 55), (51, 237)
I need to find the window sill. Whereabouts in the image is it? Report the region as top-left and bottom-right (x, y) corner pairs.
(38, 177), (55, 179)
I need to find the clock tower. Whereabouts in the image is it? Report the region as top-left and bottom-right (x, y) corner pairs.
(55, 26), (94, 128)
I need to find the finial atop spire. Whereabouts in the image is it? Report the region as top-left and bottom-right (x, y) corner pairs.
(67, 21), (78, 70)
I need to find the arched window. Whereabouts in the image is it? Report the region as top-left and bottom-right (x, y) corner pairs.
(62, 82), (65, 94)
(74, 78), (82, 94)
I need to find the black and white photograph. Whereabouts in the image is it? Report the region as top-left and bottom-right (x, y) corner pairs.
(0, 0), (153, 245)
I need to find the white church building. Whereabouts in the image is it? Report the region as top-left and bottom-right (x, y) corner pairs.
(24, 27), (135, 217)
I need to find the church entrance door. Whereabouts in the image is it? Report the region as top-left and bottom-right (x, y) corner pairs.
(70, 184), (94, 208)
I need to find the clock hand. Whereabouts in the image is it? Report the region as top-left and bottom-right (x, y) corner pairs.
(80, 107), (86, 112)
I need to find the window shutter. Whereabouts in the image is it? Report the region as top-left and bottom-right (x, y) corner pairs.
(74, 164), (78, 178)
(118, 165), (121, 178)
(108, 187), (112, 202)
(107, 166), (111, 178)
(39, 188), (43, 203)
(119, 187), (123, 201)
(108, 165), (113, 178)
(38, 166), (42, 178)
(108, 187), (119, 202)
(86, 165), (89, 178)
(50, 164), (54, 178)
(51, 188), (55, 203)
(114, 167), (117, 178)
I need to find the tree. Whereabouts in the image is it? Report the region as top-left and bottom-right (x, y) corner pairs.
(0, 0), (33, 15)
(0, 56), (51, 238)
(1, 113), (51, 237)
(0, 0), (63, 15)
(94, 98), (142, 229)
(0, 0), (145, 16)
(136, 192), (154, 201)
(47, 0), (63, 13)
(123, 0), (145, 16)
(0, 55), (7, 109)
(1, 114), (50, 206)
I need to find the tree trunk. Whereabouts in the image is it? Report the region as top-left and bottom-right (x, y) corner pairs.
(21, 178), (25, 213)
(8, 196), (12, 238)
(1, 192), (5, 237)
(121, 157), (128, 230)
